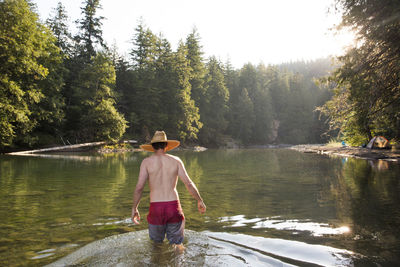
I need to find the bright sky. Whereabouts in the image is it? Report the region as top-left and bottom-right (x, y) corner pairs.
(32, 0), (354, 68)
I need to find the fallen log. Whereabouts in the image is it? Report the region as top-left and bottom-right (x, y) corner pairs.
(7, 141), (107, 155)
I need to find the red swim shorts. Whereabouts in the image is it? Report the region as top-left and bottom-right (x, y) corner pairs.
(147, 200), (185, 244)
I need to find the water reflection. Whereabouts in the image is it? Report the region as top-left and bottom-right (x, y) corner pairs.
(1, 149), (400, 266)
(219, 215), (350, 236)
(206, 231), (358, 266)
(333, 157), (400, 264)
(368, 160), (390, 171)
(0, 153), (146, 266)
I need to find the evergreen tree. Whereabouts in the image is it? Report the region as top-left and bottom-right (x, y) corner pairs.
(268, 67), (289, 121)
(185, 28), (206, 114)
(319, 0), (400, 144)
(237, 64), (259, 143)
(263, 66), (288, 142)
(72, 53), (127, 142)
(224, 59), (241, 139)
(130, 22), (157, 70)
(236, 88), (255, 144)
(129, 23), (163, 138)
(107, 41), (122, 67)
(75, 0), (105, 60)
(279, 73), (311, 144)
(153, 34), (175, 133)
(223, 59), (238, 96)
(252, 64), (273, 143)
(239, 63), (259, 101)
(114, 57), (134, 122)
(0, 0), (64, 148)
(62, 0), (107, 140)
(170, 43), (202, 142)
(30, 45), (66, 146)
(198, 57), (229, 145)
(0, 2), (338, 149)
(46, 2), (72, 55)
(107, 42), (131, 120)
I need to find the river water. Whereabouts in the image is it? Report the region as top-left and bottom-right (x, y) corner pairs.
(0, 149), (399, 266)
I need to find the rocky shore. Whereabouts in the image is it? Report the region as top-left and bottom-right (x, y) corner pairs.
(289, 144), (400, 162)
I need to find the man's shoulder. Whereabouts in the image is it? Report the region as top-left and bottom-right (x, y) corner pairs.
(142, 154), (181, 163)
(165, 154), (182, 163)
(141, 156), (153, 164)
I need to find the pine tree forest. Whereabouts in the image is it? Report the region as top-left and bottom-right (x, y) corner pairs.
(1, 0), (398, 151)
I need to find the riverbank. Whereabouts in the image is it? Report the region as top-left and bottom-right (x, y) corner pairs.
(5, 142), (400, 163)
(289, 144), (400, 162)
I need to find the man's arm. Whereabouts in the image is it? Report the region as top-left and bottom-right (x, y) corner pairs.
(177, 158), (206, 214)
(131, 160), (148, 224)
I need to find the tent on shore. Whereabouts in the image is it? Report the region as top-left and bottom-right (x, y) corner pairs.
(366, 136), (389, 149)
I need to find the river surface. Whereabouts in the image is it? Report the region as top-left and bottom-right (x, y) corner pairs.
(0, 149), (400, 266)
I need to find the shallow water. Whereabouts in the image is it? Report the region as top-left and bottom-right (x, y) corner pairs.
(46, 230), (356, 267)
(1, 149), (400, 266)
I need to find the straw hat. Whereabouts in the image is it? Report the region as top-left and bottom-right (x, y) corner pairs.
(140, 131), (180, 152)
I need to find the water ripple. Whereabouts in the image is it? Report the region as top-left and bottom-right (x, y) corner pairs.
(219, 215), (350, 236)
(45, 230), (363, 267)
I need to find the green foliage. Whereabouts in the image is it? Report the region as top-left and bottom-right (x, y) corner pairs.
(224, 60), (333, 145)
(198, 57), (229, 145)
(126, 23), (169, 138)
(326, 137), (342, 147)
(341, 116), (370, 146)
(81, 98), (127, 142)
(185, 28), (206, 111)
(251, 64), (273, 143)
(279, 74), (311, 144)
(235, 88), (255, 144)
(0, 0), (64, 148)
(130, 22), (158, 70)
(1, 0), (336, 150)
(319, 0), (400, 143)
(101, 143), (133, 151)
(126, 25), (202, 142)
(170, 42), (202, 142)
(75, 0), (105, 60)
(46, 2), (72, 55)
(70, 53), (127, 142)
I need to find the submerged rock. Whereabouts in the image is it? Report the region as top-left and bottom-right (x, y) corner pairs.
(45, 230), (362, 267)
(45, 230), (209, 267)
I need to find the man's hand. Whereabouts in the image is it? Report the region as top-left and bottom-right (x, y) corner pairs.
(197, 200), (206, 214)
(131, 209), (140, 224)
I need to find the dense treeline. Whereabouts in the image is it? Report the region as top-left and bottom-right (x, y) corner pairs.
(1, 0), (336, 150)
(319, 0), (400, 145)
(1, 0), (126, 149)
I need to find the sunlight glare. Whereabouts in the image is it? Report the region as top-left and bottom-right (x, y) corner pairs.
(33, 0), (356, 67)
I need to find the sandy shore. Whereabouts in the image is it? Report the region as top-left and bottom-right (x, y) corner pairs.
(289, 145), (400, 162)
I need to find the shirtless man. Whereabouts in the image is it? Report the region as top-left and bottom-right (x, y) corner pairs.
(131, 131), (206, 245)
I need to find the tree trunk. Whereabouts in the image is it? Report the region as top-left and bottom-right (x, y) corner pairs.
(365, 123), (373, 140)
(6, 141), (107, 155)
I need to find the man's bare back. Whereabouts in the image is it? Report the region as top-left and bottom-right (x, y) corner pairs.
(144, 153), (182, 202)
(132, 147), (206, 225)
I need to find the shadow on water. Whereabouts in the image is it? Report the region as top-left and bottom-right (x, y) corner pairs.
(46, 230), (369, 267)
